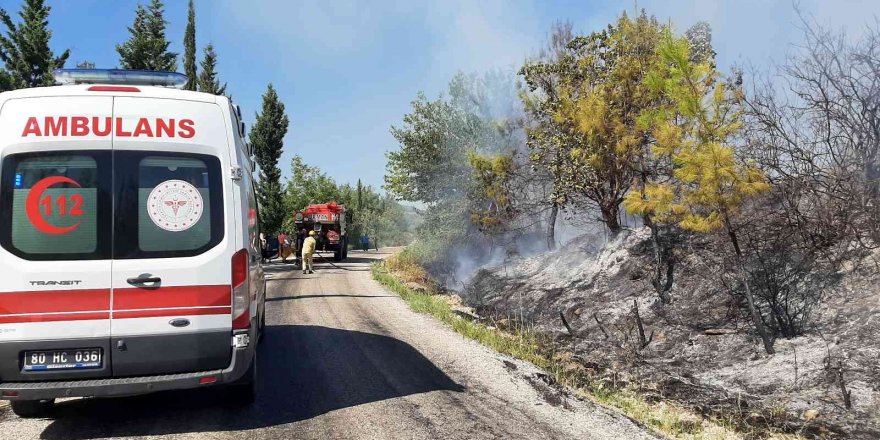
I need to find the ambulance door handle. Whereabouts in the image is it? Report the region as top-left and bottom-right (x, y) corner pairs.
(127, 276), (161, 286)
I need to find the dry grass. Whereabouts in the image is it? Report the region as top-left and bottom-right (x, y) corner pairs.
(373, 254), (807, 440)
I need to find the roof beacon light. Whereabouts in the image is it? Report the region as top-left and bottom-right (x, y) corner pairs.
(54, 69), (188, 89)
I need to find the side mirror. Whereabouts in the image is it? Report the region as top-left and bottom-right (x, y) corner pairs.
(239, 121), (246, 138)
(234, 104), (242, 120)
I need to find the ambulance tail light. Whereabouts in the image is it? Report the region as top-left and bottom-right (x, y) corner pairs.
(231, 249), (250, 330)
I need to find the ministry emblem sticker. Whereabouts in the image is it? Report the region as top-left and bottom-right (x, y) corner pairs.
(147, 179), (203, 232)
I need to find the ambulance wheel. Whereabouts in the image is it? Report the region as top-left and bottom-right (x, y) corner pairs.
(342, 238), (349, 259)
(334, 248), (343, 262)
(228, 352), (256, 405)
(11, 399), (54, 418)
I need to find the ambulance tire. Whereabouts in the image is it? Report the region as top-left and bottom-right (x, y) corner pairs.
(342, 238), (348, 259)
(227, 352), (256, 405)
(333, 247), (343, 262)
(11, 399), (54, 418)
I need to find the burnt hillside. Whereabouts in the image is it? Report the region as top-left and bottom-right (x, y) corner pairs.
(464, 228), (880, 439)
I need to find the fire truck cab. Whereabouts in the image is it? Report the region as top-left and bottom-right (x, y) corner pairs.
(0, 69), (266, 416)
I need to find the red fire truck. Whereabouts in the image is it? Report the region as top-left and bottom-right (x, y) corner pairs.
(293, 202), (348, 261)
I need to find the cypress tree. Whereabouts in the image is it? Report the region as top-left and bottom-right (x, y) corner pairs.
(0, 69), (13, 92)
(0, 0), (70, 88)
(197, 43), (226, 96)
(250, 84), (289, 233)
(117, 0), (177, 71)
(183, 0), (196, 90)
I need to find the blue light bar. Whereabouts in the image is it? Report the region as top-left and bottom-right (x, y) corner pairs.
(54, 69), (188, 89)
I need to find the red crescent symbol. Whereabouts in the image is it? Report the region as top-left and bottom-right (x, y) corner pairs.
(25, 176), (83, 235)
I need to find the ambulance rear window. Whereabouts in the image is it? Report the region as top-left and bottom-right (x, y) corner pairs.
(0, 151), (112, 260)
(113, 151), (223, 259)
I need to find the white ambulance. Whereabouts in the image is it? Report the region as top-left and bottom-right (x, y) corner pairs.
(0, 69), (266, 417)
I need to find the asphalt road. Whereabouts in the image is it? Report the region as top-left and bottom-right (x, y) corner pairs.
(1, 250), (656, 440)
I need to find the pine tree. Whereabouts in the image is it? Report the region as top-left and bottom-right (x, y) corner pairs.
(627, 31), (773, 354)
(0, 0), (70, 89)
(197, 43), (226, 95)
(183, 0), (196, 90)
(117, 0), (177, 71)
(250, 84), (289, 233)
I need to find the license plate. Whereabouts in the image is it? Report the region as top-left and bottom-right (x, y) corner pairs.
(23, 348), (102, 371)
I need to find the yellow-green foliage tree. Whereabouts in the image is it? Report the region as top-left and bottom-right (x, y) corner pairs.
(546, 13), (667, 234)
(468, 152), (515, 232)
(626, 32), (774, 354)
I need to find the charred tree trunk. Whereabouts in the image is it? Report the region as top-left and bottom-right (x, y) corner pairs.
(837, 360), (853, 410)
(725, 215), (775, 355)
(600, 202), (621, 235)
(645, 215), (673, 304)
(547, 202), (558, 251)
(632, 299), (653, 349)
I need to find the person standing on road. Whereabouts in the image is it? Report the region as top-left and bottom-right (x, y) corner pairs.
(302, 230), (317, 274)
(361, 233), (370, 252)
(294, 228), (306, 267)
(278, 230), (287, 263)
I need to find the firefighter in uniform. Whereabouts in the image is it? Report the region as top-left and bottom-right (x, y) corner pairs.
(302, 230), (317, 274)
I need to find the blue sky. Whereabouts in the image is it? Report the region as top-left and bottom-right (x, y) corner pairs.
(16, 0), (880, 191)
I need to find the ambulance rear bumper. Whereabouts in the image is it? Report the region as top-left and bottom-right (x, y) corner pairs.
(0, 338), (253, 401)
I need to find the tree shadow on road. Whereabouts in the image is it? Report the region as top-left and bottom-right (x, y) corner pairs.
(38, 325), (465, 439)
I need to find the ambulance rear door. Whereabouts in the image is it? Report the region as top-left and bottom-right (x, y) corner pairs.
(109, 96), (235, 377)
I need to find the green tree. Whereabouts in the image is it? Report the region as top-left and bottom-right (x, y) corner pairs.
(0, 69), (13, 92)
(627, 31), (773, 353)
(197, 43), (226, 95)
(183, 0), (196, 90)
(0, 0), (69, 89)
(385, 90), (479, 204)
(283, 155), (340, 218)
(117, 0), (177, 71)
(251, 84), (289, 234)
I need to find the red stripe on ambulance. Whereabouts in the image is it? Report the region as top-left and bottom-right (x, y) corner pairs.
(0, 286), (231, 323)
(0, 289), (110, 315)
(112, 285), (230, 310)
